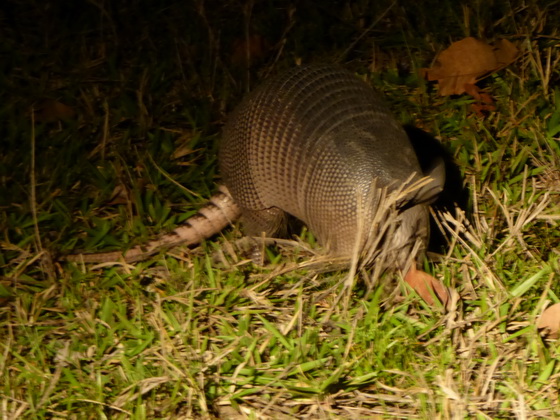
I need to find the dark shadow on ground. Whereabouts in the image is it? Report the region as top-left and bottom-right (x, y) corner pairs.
(405, 125), (469, 253)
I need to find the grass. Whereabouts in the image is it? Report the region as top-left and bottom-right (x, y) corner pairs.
(1, 0), (560, 418)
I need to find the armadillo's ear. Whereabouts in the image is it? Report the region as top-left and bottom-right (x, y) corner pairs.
(397, 157), (445, 208)
(415, 157), (446, 204)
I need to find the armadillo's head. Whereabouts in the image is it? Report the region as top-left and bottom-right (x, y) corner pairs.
(391, 203), (430, 271)
(392, 201), (450, 308)
(377, 168), (450, 307)
(381, 157), (446, 272)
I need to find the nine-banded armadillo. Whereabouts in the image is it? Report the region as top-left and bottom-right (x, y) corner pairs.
(65, 65), (447, 303)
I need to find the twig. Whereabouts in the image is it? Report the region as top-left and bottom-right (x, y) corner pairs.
(30, 107), (42, 255)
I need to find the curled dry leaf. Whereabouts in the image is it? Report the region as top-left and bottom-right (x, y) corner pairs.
(421, 37), (518, 96)
(404, 264), (451, 309)
(537, 302), (560, 339)
(34, 99), (76, 123)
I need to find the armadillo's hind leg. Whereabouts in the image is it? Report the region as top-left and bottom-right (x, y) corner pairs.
(239, 206), (289, 265)
(241, 206), (289, 238)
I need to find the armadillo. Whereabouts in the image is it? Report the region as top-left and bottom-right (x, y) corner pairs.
(65, 65), (448, 304)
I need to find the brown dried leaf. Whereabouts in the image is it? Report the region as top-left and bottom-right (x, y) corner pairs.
(471, 102), (497, 116)
(537, 303), (560, 339)
(404, 265), (450, 309)
(34, 99), (76, 123)
(493, 39), (519, 68)
(422, 37), (518, 96)
(464, 84), (496, 115)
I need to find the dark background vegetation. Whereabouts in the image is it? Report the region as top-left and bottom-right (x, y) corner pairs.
(2, 0), (556, 254)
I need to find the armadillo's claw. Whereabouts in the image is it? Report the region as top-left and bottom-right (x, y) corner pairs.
(404, 265), (451, 309)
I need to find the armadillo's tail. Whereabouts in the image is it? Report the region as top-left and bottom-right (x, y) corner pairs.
(63, 185), (241, 263)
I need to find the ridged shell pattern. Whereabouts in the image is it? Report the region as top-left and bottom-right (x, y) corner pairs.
(220, 65), (429, 267)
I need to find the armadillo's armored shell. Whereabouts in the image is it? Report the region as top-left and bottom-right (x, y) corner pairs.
(219, 65), (440, 267)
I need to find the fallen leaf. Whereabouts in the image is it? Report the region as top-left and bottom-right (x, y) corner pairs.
(537, 303), (560, 339)
(404, 265), (450, 309)
(34, 99), (76, 123)
(493, 39), (519, 67)
(464, 83), (496, 115)
(422, 37), (518, 96)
